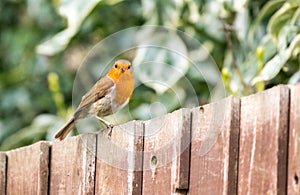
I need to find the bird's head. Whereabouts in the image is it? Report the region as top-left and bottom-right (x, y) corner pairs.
(107, 59), (133, 82)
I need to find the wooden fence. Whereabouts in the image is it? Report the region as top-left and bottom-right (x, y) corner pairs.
(0, 84), (300, 194)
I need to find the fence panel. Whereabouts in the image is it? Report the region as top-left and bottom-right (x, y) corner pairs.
(189, 96), (240, 194)
(49, 134), (96, 194)
(288, 84), (300, 194)
(95, 121), (144, 194)
(1, 84), (300, 194)
(6, 141), (49, 195)
(0, 152), (7, 195)
(238, 85), (289, 194)
(142, 108), (191, 194)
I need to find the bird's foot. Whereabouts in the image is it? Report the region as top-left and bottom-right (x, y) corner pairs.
(106, 124), (114, 139)
(95, 116), (114, 139)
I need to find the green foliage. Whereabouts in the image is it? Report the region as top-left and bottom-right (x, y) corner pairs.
(0, 0), (299, 150)
(48, 72), (67, 117)
(251, 0), (300, 86)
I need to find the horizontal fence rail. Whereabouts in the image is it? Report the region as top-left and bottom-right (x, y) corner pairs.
(0, 84), (300, 194)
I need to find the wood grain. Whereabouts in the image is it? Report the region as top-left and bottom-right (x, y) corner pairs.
(238, 85), (289, 194)
(50, 133), (96, 194)
(0, 152), (7, 195)
(142, 108), (191, 194)
(189, 96), (240, 194)
(95, 120), (144, 194)
(288, 84), (300, 194)
(6, 141), (50, 195)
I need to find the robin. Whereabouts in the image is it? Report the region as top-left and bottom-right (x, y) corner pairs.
(54, 59), (134, 140)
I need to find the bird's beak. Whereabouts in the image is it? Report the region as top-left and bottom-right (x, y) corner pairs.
(121, 67), (126, 72)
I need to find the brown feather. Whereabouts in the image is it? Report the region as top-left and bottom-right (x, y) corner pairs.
(54, 117), (75, 140)
(74, 76), (114, 119)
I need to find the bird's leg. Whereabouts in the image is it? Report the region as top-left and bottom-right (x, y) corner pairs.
(95, 116), (114, 138)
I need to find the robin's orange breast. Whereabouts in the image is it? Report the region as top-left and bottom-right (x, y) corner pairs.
(111, 71), (134, 112)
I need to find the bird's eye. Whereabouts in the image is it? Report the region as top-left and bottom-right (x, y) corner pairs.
(114, 64), (118, 68)
(128, 65), (131, 69)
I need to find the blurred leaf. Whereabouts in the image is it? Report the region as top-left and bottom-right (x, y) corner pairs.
(289, 70), (300, 84)
(142, 0), (183, 26)
(129, 86), (183, 120)
(291, 7), (300, 24)
(0, 114), (61, 150)
(36, 0), (122, 56)
(48, 72), (67, 117)
(36, 28), (78, 56)
(245, 36), (280, 79)
(27, 0), (61, 28)
(232, 0), (249, 41)
(268, 1), (300, 41)
(249, 0), (286, 41)
(252, 34), (300, 85)
(133, 29), (188, 94)
(255, 46), (266, 91)
(277, 24), (298, 49)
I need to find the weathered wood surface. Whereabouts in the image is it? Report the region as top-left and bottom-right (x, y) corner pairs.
(238, 85), (289, 194)
(95, 121), (144, 194)
(2, 84), (300, 194)
(0, 152), (7, 195)
(6, 141), (49, 195)
(49, 133), (96, 194)
(189, 96), (240, 194)
(288, 84), (300, 194)
(142, 108), (191, 194)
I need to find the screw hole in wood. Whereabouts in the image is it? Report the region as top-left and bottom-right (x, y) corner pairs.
(151, 155), (157, 167)
(199, 106), (204, 113)
(294, 174), (299, 186)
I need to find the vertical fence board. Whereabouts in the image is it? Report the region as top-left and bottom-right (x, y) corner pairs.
(50, 133), (96, 194)
(238, 86), (289, 194)
(142, 108), (191, 194)
(288, 84), (300, 194)
(189, 96), (240, 194)
(95, 121), (144, 194)
(6, 141), (49, 195)
(0, 152), (7, 195)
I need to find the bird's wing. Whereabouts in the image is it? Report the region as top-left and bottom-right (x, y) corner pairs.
(74, 76), (114, 116)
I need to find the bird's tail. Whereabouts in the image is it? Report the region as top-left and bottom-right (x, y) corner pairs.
(54, 117), (75, 140)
